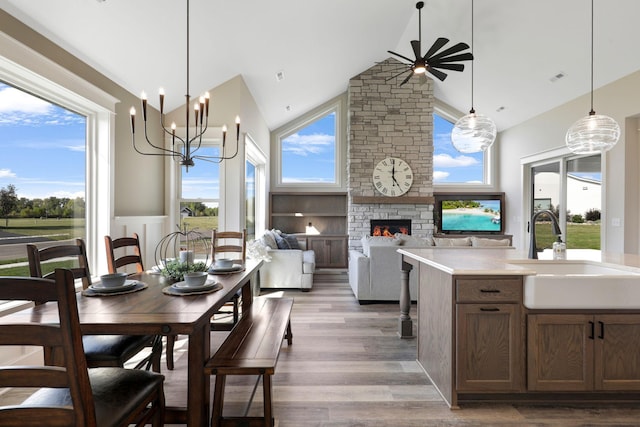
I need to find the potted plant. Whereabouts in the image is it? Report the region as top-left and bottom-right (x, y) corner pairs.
(161, 259), (208, 282)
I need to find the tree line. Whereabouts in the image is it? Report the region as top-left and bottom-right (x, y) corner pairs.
(0, 184), (85, 227)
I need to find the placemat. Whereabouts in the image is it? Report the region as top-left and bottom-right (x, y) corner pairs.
(162, 282), (223, 296)
(82, 281), (148, 297)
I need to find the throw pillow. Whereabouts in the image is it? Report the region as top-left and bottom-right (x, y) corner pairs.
(260, 230), (278, 249)
(433, 237), (472, 247)
(471, 236), (511, 247)
(274, 232), (301, 249)
(394, 233), (433, 247)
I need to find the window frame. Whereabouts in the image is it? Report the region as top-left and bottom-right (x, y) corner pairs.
(245, 133), (267, 240)
(432, 103), (497, 191)
(273, 96), (345, 190)
(0, 32), (117, 280)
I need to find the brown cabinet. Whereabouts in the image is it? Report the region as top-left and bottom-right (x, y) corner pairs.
(308, 236), (348, 268)
(455, 277), (524, 392)
(528, 314), (640, 392)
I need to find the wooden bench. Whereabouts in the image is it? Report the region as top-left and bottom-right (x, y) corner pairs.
(204, 296), (294, 427)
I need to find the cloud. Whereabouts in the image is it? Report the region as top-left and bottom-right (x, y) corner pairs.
(282, 133), (333, 156)
(433, 171), (450, 182)
(0, 84), (84, 127)
(0, 85), (51, 114)
(0, 169), (16, 179)
(433, 153), (479, 168)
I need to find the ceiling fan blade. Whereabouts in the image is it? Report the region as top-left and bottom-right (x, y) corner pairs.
(399, 71), (414, 86)
(426, 67), (448, 82)
(430, 63), (465, 72)
(422, 37), (450, 61)
(410, 40), (421, 60)
(385, 66), (413, 82)
(387, 50), (415, 64)
(430, 52), (474, 66)
(427, 42), (471, 62)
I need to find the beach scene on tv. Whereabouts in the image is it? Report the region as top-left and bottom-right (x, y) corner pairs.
(441, 199), (501, 232)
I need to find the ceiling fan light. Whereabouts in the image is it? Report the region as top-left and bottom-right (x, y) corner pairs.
(451, 112), (497, 153)
(565, 113), (620, 154)
(414, 65), (426, 74)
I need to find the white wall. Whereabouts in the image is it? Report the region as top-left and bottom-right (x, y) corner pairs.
(499, 70), (640, 253)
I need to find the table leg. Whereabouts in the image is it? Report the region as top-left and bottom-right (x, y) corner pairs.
(187, 324), (210, 427)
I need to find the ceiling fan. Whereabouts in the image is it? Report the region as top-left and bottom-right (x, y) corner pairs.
(387, 1), (473, 85)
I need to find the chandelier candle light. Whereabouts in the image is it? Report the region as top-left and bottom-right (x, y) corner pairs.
(565, 0), (619, 154)
(451, 0), (496, 154)
(129, 0), (240, 171)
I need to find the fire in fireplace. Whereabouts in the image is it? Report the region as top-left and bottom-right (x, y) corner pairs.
(370, 219), (411, 237)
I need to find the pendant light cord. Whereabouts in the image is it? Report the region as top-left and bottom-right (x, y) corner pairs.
(470, 0), (475, 113)
(589, 0), (595, 115)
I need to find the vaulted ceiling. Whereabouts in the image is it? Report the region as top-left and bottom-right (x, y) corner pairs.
(2, 0), (640, 132)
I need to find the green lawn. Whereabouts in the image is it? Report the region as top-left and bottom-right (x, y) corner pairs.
(534, 222), (600, 250)
(0, 217), (84, 240)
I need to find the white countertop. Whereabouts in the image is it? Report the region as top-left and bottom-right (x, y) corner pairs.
(397, 248), (640, 275)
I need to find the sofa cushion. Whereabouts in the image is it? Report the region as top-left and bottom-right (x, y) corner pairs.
(394, 233), (434, 247)
(433, 236), (472, 247)
(361, 235), (400, 257)
(471, 236), (512, 247)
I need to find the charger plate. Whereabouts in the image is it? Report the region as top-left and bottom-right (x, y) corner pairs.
(162, 281), (223, 296)
(82, 281), (148, 297)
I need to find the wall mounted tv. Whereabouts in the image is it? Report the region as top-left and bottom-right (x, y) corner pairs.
(434, 192), (505, 234)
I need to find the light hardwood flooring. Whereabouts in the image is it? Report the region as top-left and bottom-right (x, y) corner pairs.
(4, 272), (640, 426)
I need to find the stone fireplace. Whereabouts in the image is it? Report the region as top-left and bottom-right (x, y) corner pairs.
(370, 219), (411, 236)
(347, 59), (435, 251)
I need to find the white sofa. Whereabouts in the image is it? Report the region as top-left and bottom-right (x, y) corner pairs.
(254, 229), (315, 291)
(348, 234), (513, 303)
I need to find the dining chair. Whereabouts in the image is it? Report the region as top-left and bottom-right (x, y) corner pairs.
(26, 239), (162, 372)
(0, 269), (165, 427)
(165, 229), (247, 370)
(105, 233), (145, 274)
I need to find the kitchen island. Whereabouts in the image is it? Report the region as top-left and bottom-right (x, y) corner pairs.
(398, 248), (640, 408)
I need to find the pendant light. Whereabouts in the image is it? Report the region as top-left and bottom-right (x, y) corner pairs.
(565, 0), (619, 154)
(451, 0), (496, 154)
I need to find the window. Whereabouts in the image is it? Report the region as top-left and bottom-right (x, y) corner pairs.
(527, 153), (601, 251)
(245, 134), (266, 241)
(433, 111), (491, 186)
(275, 99), (342, 188)
(178, 144), (221, 235)
(0, 45), (115, 281)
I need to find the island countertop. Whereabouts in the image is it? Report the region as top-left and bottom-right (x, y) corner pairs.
(396, 247), (640, 275)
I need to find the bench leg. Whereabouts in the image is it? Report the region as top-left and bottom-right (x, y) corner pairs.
(165, 335), (175, 370)
(263, 374), (273, 427)
(284, 320), (293, 346)
(211, 374), (226, 427)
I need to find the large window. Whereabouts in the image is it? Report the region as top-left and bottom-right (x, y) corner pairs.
(433, 111), (490, 186)
(246, 134), (266, 241)
(275, 100), (342, 187)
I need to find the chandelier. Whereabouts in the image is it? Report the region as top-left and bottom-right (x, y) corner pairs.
(450, 0), (496, 154)
(565, 0), (619, 154)
(129, 0), (240, 171)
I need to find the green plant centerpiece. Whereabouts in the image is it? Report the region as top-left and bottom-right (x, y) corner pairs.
(155, 224), (212, 282)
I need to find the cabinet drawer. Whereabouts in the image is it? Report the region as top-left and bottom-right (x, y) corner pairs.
(456, 278), (522, 303)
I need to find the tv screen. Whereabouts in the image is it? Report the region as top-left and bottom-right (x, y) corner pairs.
(436, 193), (504, 234)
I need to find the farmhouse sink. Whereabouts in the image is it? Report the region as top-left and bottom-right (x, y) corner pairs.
(506, 260), (640, 309)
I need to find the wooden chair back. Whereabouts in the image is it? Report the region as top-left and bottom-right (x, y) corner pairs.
(27, 239), (92, 290)
(104, 233), (144, 274)
(211, 229), (247, 265)
(0, 269), (97, 426)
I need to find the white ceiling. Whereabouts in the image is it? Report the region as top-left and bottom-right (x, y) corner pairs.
(2, 0), (640, 131)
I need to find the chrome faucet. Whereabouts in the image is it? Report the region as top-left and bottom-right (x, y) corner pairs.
(528, 209), (562, 259)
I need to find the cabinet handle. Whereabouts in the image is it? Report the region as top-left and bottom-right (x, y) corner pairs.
(480, 307), (500, 312)
(598, 321), (605, 339)
(480, 289), (500, 293)
(589, 321), (595, 339)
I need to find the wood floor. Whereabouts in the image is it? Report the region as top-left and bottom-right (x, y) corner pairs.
(164, 272), (640, 426)
(4, 272), (640, 426)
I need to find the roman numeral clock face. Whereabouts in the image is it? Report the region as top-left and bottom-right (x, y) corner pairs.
(373, 157), (413, 197)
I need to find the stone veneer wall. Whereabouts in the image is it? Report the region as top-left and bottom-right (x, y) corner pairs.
(348, 59), (435, 250)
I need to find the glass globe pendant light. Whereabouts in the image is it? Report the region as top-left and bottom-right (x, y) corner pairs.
(451, 0), (496, 154)
(565, 0), (620, 154)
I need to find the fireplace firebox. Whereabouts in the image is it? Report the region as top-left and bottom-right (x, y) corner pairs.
(370, 219), (411, 236)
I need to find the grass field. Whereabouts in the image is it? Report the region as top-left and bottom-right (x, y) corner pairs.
(0, 218), (85, 240)
(534, 222), (600, 250)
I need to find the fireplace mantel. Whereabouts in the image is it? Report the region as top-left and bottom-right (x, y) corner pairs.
(352, 196), (435, 204)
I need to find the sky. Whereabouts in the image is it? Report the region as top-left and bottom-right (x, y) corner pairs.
(0, 81), (486, 202)
(0, 82), (86, 200)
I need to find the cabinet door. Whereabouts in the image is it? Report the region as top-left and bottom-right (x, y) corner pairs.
(456, 304), (524, 391)
(527, 314), (594, 391)
(595, 314), (640, 391)
(308, 237), (347, 268)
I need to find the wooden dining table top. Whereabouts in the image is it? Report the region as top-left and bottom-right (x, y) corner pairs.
(6, 258), (263, 336)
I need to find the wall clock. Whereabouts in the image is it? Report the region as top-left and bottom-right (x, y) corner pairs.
(373, 157), (413, 197)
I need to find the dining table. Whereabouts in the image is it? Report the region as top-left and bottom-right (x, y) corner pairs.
(3, 258), (263, 427)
